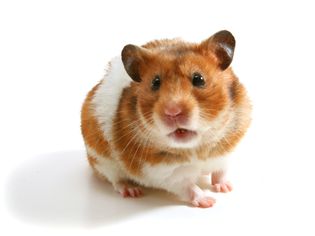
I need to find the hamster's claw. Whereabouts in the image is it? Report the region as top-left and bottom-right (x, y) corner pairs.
(114, 182), (143, 198)
(120, 187), (143, 198)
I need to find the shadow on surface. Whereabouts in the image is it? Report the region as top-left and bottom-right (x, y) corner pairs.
(5, 150), (180, 227)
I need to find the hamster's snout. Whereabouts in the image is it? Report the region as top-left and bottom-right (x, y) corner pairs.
(163, 103), (189, 128)
(154, 100), (200, 147)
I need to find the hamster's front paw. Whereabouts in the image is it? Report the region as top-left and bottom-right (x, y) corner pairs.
(189, 185), (216, 208)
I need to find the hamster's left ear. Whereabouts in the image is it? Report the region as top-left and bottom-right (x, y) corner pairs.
(201, 30), (236, 70)
(121, 44), (149, 82)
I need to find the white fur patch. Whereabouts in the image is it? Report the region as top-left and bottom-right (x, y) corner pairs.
(139, 155), (229, 194)
(91, 56), (132, 142)
(86, 145), (125, 183)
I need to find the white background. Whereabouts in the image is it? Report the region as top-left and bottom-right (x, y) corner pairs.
(1, 0), (315, 235)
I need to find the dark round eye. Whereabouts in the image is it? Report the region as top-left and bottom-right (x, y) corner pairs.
(192, 73), (205, 87)
(151, 75), (161, 91)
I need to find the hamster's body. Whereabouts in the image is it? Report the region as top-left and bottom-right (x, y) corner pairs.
(81, 31), (251, 207)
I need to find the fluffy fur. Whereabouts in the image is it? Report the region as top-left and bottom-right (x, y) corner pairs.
(81, 30), (251, 208)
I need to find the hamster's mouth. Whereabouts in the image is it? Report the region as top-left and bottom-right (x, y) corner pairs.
(167, 128), (198, 142)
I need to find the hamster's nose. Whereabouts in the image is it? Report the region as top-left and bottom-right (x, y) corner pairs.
(162, 102), (189, 127)
(164, 105), (182, 118)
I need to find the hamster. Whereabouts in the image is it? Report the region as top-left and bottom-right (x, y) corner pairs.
(81, 30), (251, 208)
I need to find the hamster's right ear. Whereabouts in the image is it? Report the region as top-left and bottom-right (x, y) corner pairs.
(121, 44), (148, 82)
(201, 30), (236, 70)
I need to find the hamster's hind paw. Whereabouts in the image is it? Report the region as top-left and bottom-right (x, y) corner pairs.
(114, 181), (143, 198)
(198, 174), (233, 193)
(210, 171), (233, 193)
(121, 187), (143, 198)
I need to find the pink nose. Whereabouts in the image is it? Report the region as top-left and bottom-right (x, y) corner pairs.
(164, 105), (182, 117)
(163, 104), (188, 127)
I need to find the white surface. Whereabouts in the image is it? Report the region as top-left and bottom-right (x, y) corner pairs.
(1, 0), (315, 235)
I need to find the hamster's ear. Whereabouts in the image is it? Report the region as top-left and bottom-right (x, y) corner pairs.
(201, 30), (236, 70)
(121, 44), (148, 82)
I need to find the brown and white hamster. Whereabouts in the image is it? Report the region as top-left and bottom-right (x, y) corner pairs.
(81, 30), (251, 208)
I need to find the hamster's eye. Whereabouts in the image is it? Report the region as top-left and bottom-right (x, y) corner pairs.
(192, 73), (205, 88)
(151, 75), (161, 91)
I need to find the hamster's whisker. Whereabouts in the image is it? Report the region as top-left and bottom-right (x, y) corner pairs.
(111, 119), (141, 134)
(119, 127), (142, 155)
(137, 125), (155, 172)
(137, 127), (150, 170)
(83, 119), (139, 143)
(111, 125), (140, 144)
(128, 131), (143, 171)
(111, 111), (151, 133)
(111, 114), (152, 143)
(201, 107), (217, 111)
(199, 110), (216, 117)
(128, 124), (153, 171)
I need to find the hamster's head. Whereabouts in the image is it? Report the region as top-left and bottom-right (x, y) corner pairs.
(121, 30), (236, 149)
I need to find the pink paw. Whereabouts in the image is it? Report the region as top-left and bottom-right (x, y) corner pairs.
(191, 196), (216, 208)
(189, 185), (216, 208)
(120, 186), (143, 198)
(211, 182), (233, 193)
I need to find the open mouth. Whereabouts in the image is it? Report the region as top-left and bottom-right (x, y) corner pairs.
(168, 128), (198, 142)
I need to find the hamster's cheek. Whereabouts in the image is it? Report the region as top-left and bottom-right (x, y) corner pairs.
(152, 112), (171, 136)
(198, 106), (234, 142)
